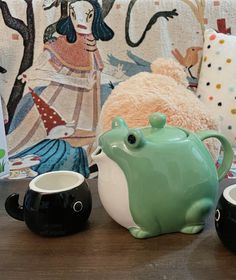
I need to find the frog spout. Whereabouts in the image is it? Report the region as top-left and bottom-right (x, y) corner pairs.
(91, 146), (104, 164)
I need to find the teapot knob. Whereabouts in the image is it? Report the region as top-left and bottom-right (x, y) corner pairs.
(149, 113), (166, 128)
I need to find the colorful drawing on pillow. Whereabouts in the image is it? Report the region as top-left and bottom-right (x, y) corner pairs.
(6, 0), (114, 165)
(9, 139), (89, 179)
(125, 0), (178, 47)
(9, 155), (40, 180)
(28, 87), (75, 139)
(43, 0), (115, 43)
(171, 47), (202, 89)
(101, 64), (126, 106)
(107, 51), (151, 76)
(0, 149), (6, 173)
(0, 1), (35, 134)
(101, 50), (151, 104)
(43, 0), (67, 43)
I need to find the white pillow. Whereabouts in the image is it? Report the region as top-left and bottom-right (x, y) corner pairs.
(197, 29), (236, 147)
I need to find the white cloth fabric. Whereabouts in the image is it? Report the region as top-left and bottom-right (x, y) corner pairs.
(0, 0), (236, 157)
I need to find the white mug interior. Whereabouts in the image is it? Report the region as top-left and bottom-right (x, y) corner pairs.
(223, 184), (236, 206)
(29, 171), (85, 193)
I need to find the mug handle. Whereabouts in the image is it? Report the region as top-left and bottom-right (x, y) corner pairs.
(196, 130), (234, 182)
(5, 193), (24, 221)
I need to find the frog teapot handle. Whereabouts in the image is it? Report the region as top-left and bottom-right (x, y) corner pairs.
(197, 130), (233, 181)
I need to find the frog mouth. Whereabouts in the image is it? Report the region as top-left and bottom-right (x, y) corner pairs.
(91, 146), (104, 160)
(94, 146), (102, 155)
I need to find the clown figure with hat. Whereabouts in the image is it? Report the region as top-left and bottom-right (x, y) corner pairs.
(6, 0), (114, 179)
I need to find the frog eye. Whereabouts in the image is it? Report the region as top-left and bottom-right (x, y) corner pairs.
(125, 129), (144, 148)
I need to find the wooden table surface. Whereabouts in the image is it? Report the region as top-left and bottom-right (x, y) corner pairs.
(0, 178), (236, 280)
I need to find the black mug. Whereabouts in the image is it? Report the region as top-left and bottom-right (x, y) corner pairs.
(215, 184), (236, 253)
(5, 171), (92, 237)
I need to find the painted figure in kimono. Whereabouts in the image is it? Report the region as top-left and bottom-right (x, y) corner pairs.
(5, 0), (113, 179)
(9, 0), (114, 157)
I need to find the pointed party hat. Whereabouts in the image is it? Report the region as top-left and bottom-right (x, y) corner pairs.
(29, 87), (66, 134)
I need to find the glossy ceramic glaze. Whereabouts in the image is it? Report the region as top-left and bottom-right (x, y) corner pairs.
(92, 113), (233, 239)
(93, 148), (137, 229)
(215, 184), (236, 253)
(5, 171), (92, 236)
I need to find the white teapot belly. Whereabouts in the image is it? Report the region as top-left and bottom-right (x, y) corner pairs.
(96, 151), (136, 229)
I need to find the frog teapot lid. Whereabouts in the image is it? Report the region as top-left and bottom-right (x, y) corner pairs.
(122, 112), (188, 144)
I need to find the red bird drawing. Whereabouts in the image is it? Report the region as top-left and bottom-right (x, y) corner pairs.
(172, 47), (202, 79)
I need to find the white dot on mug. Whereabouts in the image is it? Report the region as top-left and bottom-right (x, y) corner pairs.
(215, 209), (221, 222)
(73, 201), (83, 212)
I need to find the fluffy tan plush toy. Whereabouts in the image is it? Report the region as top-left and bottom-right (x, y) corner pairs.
(97, 58), (220, 161)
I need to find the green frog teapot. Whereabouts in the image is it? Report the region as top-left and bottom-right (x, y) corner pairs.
(92, 113), (233, 239)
